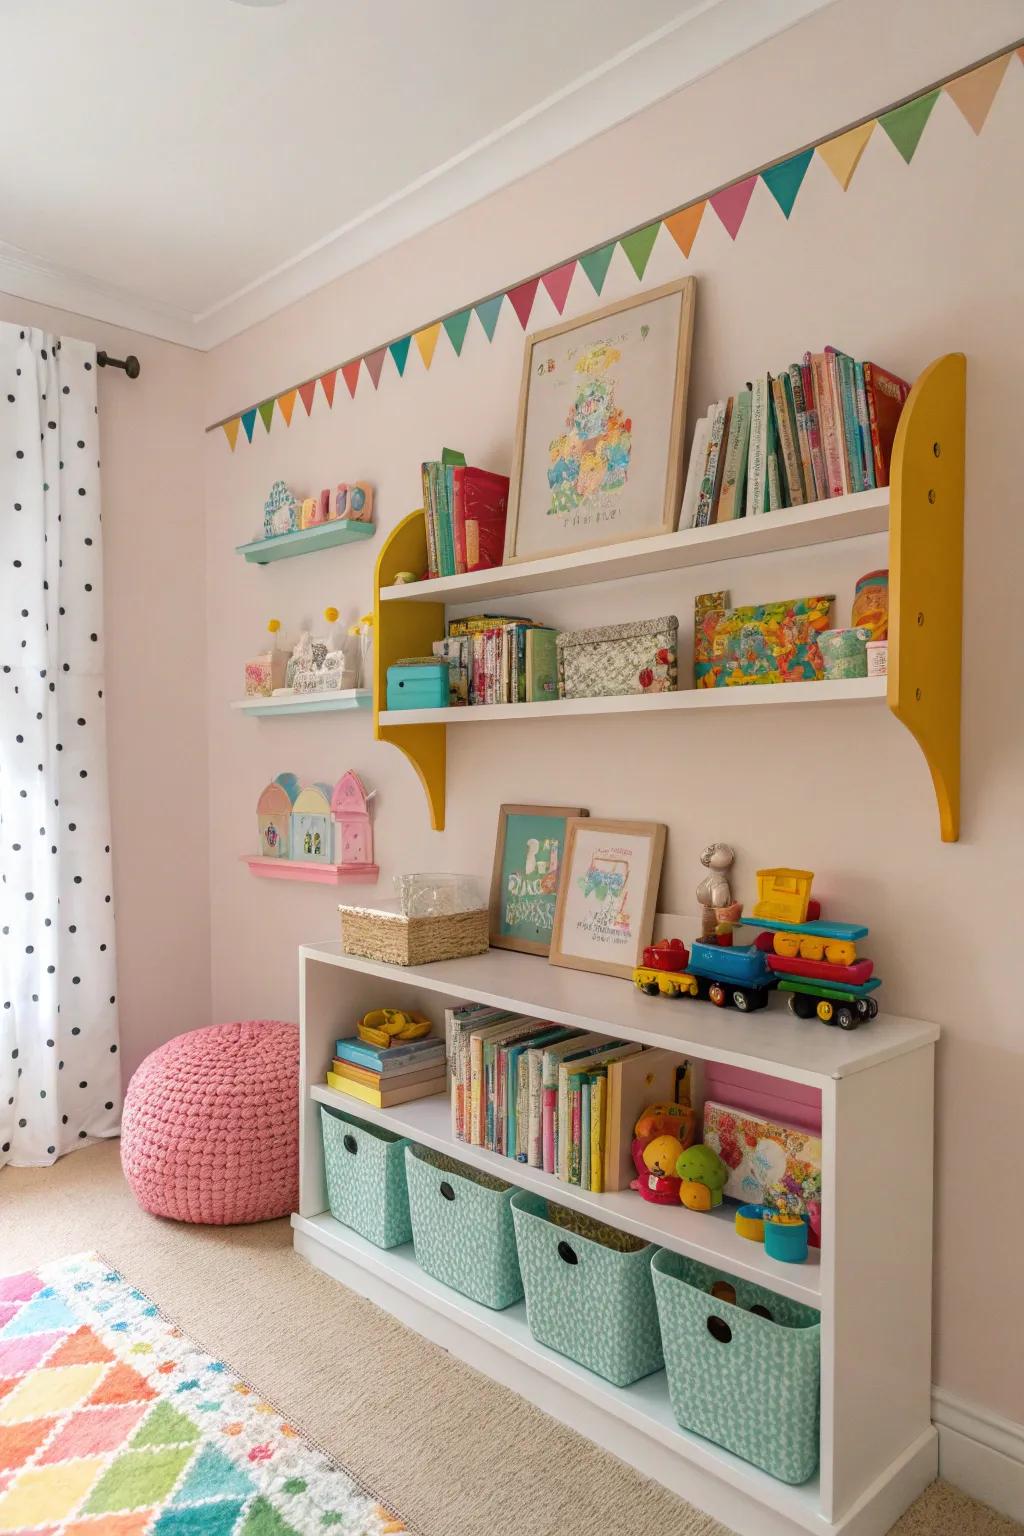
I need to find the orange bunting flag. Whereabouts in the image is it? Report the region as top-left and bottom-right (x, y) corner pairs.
(320, 370), (338, 408)
(945, 54), (1011, 134)
(342, 360), (361, 398)
(816, 121), (875, 190)
(277, 390), (297, 427)
(297, 380), (317, 416)
(414, 324), (442, 370)
(663, 202), (705, 258)
(222, 418), (240, 452)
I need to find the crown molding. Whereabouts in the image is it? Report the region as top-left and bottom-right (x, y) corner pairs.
(0, 0), (833, 352)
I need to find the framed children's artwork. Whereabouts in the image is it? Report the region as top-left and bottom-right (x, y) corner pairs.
(548, 818), (667, 979)
(503, 277), (696, 565)
(489, 804), (589, 956)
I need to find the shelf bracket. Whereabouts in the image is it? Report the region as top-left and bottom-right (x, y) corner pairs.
(888, 353), (965, 842)
(373, 512), (447, 830)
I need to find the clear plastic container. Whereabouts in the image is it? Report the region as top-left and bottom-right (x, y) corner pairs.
(394, 873), (484, 917)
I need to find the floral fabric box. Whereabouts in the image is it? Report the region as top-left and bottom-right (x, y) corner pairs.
(695, 595), (833, 687)
(557, 615), (678, 699)
(702, 1100), (821, 1218)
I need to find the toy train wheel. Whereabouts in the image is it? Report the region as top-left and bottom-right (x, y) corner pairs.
(817, 999), (834, 1023)
(732, 989), (750, 1011)
(854, 997), (871, 1020)
(835, 1005), (858, 1030)
(867, 998), (879, 1019)
(640, 982), (659, 996)
(788, 993), (816, 1020)
(708, 983), (726, 1007)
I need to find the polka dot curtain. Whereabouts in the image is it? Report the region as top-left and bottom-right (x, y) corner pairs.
(0, 326), (120, 1167)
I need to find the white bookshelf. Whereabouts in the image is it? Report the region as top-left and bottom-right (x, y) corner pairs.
(294, 941), (938, 1536)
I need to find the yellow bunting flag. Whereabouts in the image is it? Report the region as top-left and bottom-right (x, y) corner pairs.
(663, 202), (705, 258)
(277, 390), (297, 427)
(817, 120), (875, 190)
(414, 323), (442, 370)
(945, 53), (1011, 134)
(222, 418), (240, 452)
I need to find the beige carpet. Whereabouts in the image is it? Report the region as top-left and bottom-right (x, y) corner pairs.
(0, 1141), (1017, 1536)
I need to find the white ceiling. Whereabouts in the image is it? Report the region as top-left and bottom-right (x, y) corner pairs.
(0, 0), (832, 348)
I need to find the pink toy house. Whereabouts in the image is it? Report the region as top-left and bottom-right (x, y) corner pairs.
(331, 770), (378, 878)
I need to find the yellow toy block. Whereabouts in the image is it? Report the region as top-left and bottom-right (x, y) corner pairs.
(753, 868), (815, 925)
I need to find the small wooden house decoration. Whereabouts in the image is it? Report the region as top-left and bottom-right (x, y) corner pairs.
(331, 770), (378, 876)
(292, 783), (334, 865)
(263, 480), (300, 539)
(257, 772), (299, 859)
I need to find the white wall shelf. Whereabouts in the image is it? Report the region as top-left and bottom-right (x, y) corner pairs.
(230, 688), (371, 717)
(295, 944), (938, 1536)
(379, 490), (889, 604)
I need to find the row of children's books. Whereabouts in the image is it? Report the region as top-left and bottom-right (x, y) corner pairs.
(682, 349), (910, 528)
(421, 453), (510, 579)
(326, 1034), (447, 1109)
(444, 1005), (690, 1193)
(432, 614), (558, 706)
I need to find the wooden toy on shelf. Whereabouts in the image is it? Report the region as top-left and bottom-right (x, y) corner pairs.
(245, 770), (379, 885)
(675, 1144), (729, 1212)
(632, 940), (698, 999)
(629, 1103), (697, 1205)
(356, 1008), (432, 1047)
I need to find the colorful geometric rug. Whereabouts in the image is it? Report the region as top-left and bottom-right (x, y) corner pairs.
(0, 1254), (411, 1535)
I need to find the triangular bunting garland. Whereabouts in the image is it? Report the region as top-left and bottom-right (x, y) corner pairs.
(879, 89), (940, 163)
(710, 176), (758, 240)
(663, 202), (705, 258)
(474, 296), (504, 341)
(620, 222), (661, 280)
(761, 148), (814, 218)
(277, 390), (297, 427)
(414, 323), (442, 370)
(540, 261), (577, 314)
(578, 242), (616, 295)
(241, 408), (257, 443)
(222, 419), (240, 452)
(443, 308), (473, 355)
(945, 53), (1011, 134)
(816, 120), (875, 189)
(364, 347), (387, 389)
(297, 380), (317, 416)
(389, 336), (411, 376)
(319, 370), (337, 408)
(507, 278), (540, 330)
(341, 360), (361, 398)
(257, 400), (274, 433)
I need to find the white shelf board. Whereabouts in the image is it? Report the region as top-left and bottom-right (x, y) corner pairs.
(379, 490), (889, 604)
(292, 1210), (822, 1528)
(230, 688), (371, 717)
(311, 1083), (821, 1304)
(301, 942), (937, 1088)
(379, 676), (886, 727)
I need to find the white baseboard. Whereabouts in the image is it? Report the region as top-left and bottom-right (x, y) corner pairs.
(933, 1388), (1024, 1522)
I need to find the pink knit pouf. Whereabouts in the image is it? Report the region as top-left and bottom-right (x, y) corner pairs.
(120, 1020), (299, 1225)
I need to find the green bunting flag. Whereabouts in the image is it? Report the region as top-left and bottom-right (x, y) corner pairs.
(879, 90), (941, 163)
(619, 222), (661, 280)
(475, 296), (504, 342)
(578, 241), (616, 295)
(443, 308), (473, 356)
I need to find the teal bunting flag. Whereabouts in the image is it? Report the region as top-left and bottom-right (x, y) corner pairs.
(443, 308), (473, 356)
(761, 148), (815, 218)
(389, 336), (411, 376)
(578, 242), (616, 295)
(474, 296), (504, 342)
(241, 408), (257, 443)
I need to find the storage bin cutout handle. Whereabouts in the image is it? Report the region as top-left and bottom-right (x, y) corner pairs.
(707, 1316), (732, 1344)
(557, 1240), (578, 1267)
(343, 1134), (358, 1155)
(439, 1181), (455, 1201)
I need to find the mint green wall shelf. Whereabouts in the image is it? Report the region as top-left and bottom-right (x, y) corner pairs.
(237, 520), (376, 564)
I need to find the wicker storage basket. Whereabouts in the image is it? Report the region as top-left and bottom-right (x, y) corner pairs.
(338, 900), (489, 966)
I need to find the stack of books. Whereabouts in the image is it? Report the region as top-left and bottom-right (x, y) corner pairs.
(432, 615), (558, 706)
(326, 1035), (447, 1109)
(445, 1005), (689, 1194)
(681, 349), (910, 527)
(421, 458), (510, 578)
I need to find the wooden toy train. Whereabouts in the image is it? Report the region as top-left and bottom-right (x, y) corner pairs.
(633, 868), (881, 1030)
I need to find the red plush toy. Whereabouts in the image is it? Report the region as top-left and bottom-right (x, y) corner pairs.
(630, 1103), (697, 1205)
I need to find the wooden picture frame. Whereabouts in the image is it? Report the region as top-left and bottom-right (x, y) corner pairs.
(489, 803), (588, 955)
(548, 818), (667, 979)
(503, 277), (696, 565)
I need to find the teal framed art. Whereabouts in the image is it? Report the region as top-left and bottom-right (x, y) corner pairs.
(489, 804), (588, 955)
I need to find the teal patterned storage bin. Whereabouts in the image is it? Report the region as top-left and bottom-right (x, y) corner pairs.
(404, 1146), (523, 1310)
(510, 1191), (664, 1386)
(651, 1249), (821, 1484)
(320, 1105), (412, 1250)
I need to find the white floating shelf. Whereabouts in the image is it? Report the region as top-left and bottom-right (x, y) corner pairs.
(379, 676), (887, 727)
(379, 489), (889, 604)
(311, 1083), (821, 1304)
(231, 689), (372, 717)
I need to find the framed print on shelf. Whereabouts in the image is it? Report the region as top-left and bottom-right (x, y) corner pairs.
(548, 818), (667, 980)
(489, 803), (588, 956)
(503, 276), (696, 565)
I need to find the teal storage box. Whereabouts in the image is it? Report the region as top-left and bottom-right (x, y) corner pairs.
(404, 1145), (522, 1309)
(510, 1191), (663, 1386)
(320, 1105), (412, 1250)
(387, 661), (449, 710)
(651, 1250), (821, 1484)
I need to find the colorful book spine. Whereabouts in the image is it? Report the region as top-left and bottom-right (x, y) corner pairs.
(716, 390), (751, 522)
(590, 1073), (605, 1193)
(811, 353), (844, 497)
(421, 464), (438, 579)
(569, 1084), (583, 1186)
(542, 1088), (557, 1174)
(695, 399), (729, 527)
(766, 388), (783, 511)
(680, 414), (711, 528)
(863, 362), (911, 486)
(771, 375), (804, 505)
(853, 360), (876, 490)
(746, 377), (770, 515)
(831, 349), (862, 494)
(580, 1081), (591, 1191)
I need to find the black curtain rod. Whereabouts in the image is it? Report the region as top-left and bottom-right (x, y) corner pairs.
(96, 350), (140, 379)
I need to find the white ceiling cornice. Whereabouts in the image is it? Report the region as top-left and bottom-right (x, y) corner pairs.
(0, 0), (832, 352)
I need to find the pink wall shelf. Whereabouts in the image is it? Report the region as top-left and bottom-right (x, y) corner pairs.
(243, 856), (379, 885)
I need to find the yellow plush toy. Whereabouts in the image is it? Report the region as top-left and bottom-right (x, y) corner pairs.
(641, 1134), (686, 1179)
(356, 1009), (432, 1048)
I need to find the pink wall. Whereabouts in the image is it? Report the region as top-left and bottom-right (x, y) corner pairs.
(0, 295), (210, 1082)
(200, 0), (1024, 1424)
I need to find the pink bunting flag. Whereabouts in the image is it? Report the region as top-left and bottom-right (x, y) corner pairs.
(540, 262), (576, 315)
(709, 176), (758, 241)
(507, 278), (540, 330)
(363, 348), (387, 390)
(341, 360), (361, 398)
(297, 380), (317, 416)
